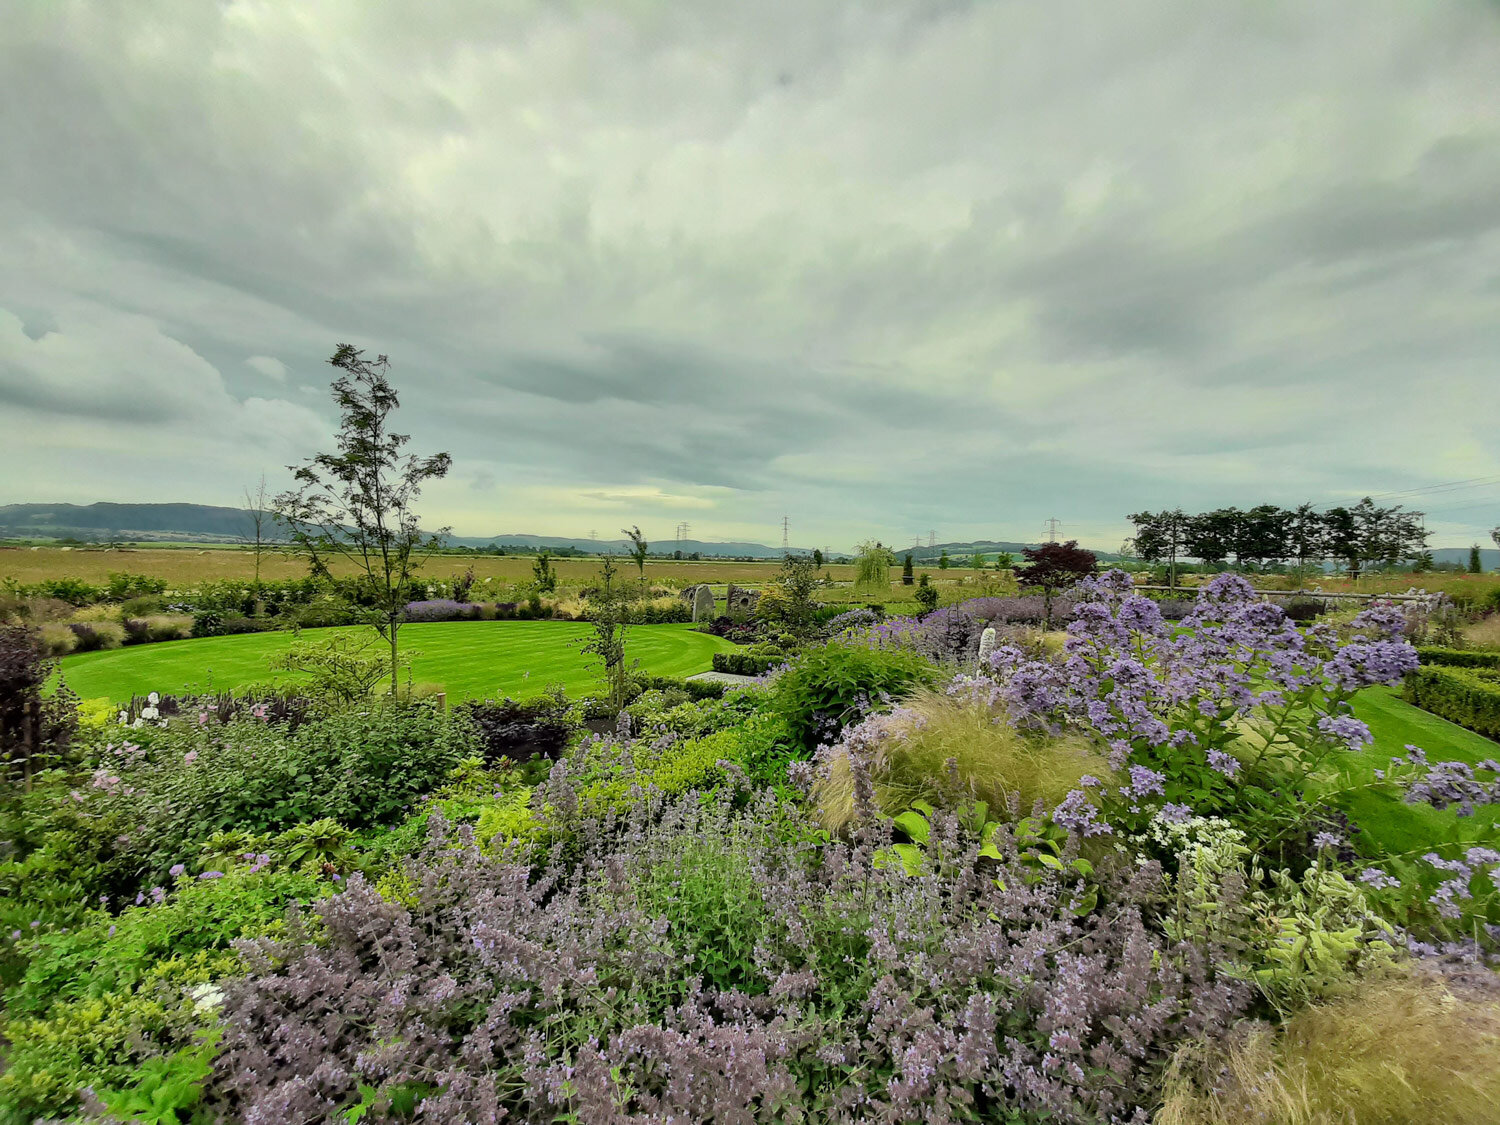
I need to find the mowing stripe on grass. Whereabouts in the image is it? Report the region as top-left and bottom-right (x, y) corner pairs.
(59, 621), (737, 705)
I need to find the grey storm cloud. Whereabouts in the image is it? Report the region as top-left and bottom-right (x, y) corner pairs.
(2, 0), (1499, 549)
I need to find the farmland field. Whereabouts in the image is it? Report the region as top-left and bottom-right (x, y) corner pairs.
(0, 544), (994, 596)
(58, 620), (737, 704)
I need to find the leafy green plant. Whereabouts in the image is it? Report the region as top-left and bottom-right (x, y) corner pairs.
(269, 631), (394, 704)
(769, 642), (936, 753)
(92, 1030), (220, 1125)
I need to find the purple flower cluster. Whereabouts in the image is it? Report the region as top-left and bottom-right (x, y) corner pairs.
(404, 599), (485, 622)
(1423, 847), (1500, 919)
(1403, 754), (1500, 817)
(208, 792), (1250, 1122)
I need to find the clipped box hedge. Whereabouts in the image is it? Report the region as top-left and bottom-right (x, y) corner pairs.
(1403, 665), (1500, 740)
(1415, 646), (1500, 669)
(712, 648), (787, 676)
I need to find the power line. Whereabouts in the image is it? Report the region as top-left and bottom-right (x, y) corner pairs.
(1044, 517), (1061, 544)
(781, 515), (790, 552)
(1362, 473), (1500, 500)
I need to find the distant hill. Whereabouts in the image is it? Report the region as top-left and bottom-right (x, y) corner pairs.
(0, 502), (258, 542)
(0, 502), (817, 559)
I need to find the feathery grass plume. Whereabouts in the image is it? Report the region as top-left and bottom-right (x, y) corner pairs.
(1158, 971), (1500, 1125)
(812, 686), (1108, 833)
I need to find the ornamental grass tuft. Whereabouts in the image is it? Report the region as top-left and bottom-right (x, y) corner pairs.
(1158, 971), (1500, 1125)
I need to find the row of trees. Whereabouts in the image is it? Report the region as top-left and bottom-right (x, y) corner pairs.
(1128, 501), (1428, 583)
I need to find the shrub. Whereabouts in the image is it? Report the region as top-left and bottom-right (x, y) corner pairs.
(769, 642), (938, 752)
(623, 598), (692, 624)
(23, 578), (105, 607)
(290, 594), (364, 629)
(711, 645), (786, 676)
(0, 868), (328, 1125)
(63, 705), (475, 885)
(812, 687), (1109, 833)
(457, 693), (574, 764)
(119, 595), (167, 617)
(37, 623), (78, 657)
(66, 621), (122, 652)
(1158, 972), (1500, 1125)
(269, 632), (392, 704)
(103, 572), (168, 601)
(1416, 645), (1500, 669)
(632, 673), (728, 701)
(1403, 665), (1500, 739)
(0, 625), (76, 790)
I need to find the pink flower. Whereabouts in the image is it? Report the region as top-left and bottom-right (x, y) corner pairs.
(183, 751), (198, 765)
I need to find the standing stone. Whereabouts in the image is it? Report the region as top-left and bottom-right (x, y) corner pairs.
(692, 584), (715, 622)
(725, 584), (760, 620)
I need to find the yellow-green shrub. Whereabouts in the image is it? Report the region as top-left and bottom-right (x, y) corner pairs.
(813, 688), (1108, 833)
(1158, 974), (1500, 1125)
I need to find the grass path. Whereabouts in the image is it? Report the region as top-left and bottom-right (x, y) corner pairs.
(1334, 686), (1500, 854)
(59, 621), (737, 705)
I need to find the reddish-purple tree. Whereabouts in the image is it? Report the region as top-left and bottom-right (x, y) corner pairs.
(1016, 540), (1097, 627)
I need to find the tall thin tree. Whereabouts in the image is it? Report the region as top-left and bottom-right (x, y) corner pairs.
(275, 345), (452, 696)
(239, 474), (276, 600)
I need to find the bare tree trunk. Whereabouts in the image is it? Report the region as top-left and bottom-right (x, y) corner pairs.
(389, 625), (400, 698)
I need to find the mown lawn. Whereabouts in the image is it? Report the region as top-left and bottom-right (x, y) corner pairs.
(59, 621), (737, 705)
(1333, 685), (1500, 854)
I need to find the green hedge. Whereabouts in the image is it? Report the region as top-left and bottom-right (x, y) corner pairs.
(1415, 646), (1500, 669)
(712, 648), (787, 676)
(1403, 665), (1500, 740)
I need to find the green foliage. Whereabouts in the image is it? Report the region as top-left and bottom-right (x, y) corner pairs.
(531, 551), (556, 593)
(581, 556), (632, 711)
(93, 1030), (220, 1125)
(1415, 645), (1500, 669)
(268, 630), (393, 703)
(769, 642), (937, 752)
(914, 573), (938, 612)
(622, 525), (648, 581)
(273, 344), (452, 694)
(711, 645), (786, 676)
(853, 540), (893, 595)
(636, 833), (768, 994)
(58, 706), (473, 887)
(755, 554), (819, 635)
(1403, 665), (1500, 739)
(0, 869), (324, 1125)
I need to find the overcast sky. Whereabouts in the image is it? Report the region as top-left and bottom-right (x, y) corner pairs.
(3, 1), (1500, 552)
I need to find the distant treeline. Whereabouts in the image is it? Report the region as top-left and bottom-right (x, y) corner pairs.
(1128, 499), (1427, 579)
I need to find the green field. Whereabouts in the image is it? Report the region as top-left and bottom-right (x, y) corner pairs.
(59, 621), (737, 704)
(1334, 685), (1500, 854)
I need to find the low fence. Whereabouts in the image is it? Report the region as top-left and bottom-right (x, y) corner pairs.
(1133, 585), (1431, 604)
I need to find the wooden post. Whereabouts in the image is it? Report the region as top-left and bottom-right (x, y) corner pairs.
(434, 692), (447, 712)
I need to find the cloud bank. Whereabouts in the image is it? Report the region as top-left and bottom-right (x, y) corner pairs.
(2, 0), (1499, 549)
